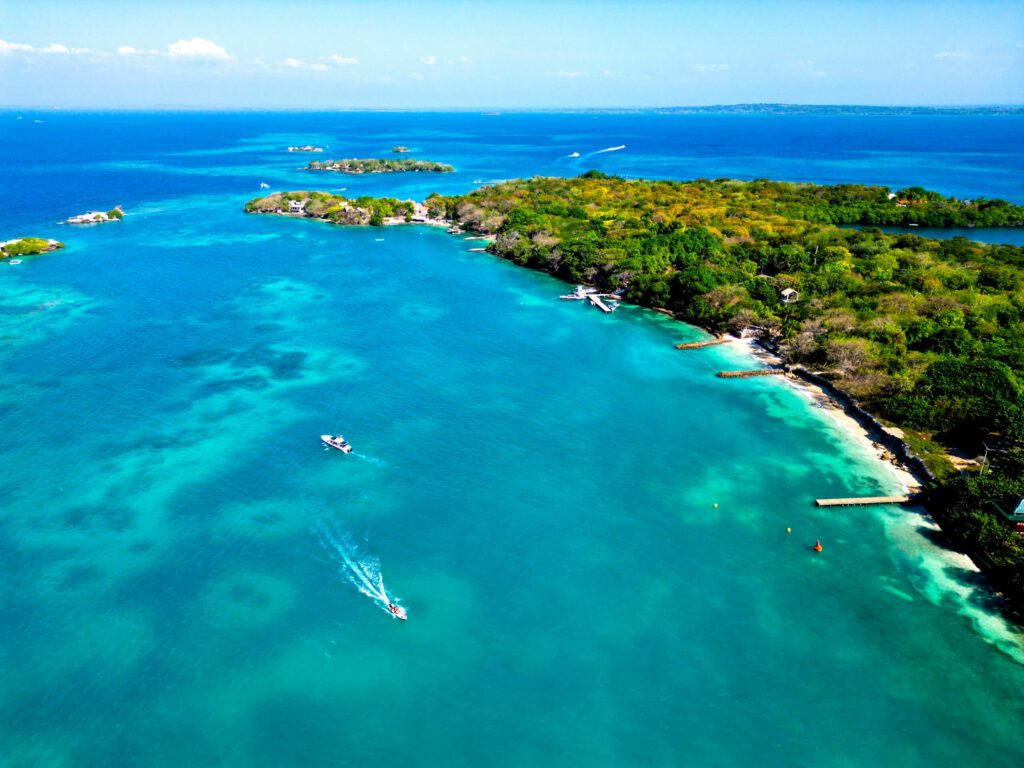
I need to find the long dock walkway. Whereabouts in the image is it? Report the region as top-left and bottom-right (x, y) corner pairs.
(815, 495), (913, 507)
(676, 338), (731, 350)
(716, 369), (785, 378)
(588, 294), (613, 313)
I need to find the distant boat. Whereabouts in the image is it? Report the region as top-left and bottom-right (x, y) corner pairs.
(568, 152), (580, 158)
(321, 434), (353, 453)
(8, 259), (22, 265)
(260, 182), (270, 189)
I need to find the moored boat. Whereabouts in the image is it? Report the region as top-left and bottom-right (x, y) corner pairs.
(559, 285), (591, 300)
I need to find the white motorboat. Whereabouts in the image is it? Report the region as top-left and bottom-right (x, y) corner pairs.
(321, 434), (353, 453)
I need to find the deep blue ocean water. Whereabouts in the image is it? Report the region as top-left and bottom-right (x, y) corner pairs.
(1, 111), (1023, 767)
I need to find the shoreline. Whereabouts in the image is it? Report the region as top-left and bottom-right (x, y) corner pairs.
(729, 335), (1024, 654)
(732, 336), (923, 494)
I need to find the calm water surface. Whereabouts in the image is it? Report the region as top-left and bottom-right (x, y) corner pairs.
(1, 111), (1023, 767)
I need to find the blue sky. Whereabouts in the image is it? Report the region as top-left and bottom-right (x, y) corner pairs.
(1, 0), (1022, 108)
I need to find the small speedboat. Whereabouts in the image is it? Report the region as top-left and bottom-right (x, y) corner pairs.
(559, 285), (590, 300)
(321, 434), (353, 453)
(388, 603), (408, 621)
(8, 259), (22, 265)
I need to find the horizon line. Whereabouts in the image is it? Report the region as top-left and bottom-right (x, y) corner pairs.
(1, 103), (1023, 113)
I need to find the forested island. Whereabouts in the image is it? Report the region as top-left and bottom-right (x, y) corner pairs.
(0, 237), (64, 258)
(306, 158), (454, 174)
(245, 191), (426, 226)
(247, 174), (1024, 612)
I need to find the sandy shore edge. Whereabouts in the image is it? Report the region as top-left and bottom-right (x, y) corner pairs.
(730, 335), (924, 493)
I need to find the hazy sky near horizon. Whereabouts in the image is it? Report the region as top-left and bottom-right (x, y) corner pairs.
(2, 0), (1022, 108)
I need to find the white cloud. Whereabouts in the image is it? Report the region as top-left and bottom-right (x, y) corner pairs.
(118, 45), (158, 56)
(323, 54), (357, 65)
(280, 57), (331, 72)
(420, 55), (437, 65)
(41, 43), (69, 54)
(934, 51), (967, 59)
(410, 72), (424, 80)
(693, 63), (729, 72)
(167, 37), (230, 61)
(0, 39), (35, 54)
(558, 70), (584, 78)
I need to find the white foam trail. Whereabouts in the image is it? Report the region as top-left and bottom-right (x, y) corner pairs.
(315, 522), (397, 613)
(580, 145), (626, 160)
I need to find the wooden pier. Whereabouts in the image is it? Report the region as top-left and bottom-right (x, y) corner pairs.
(715, 369), (785, 378)
(815, 495), (913, 507)
(676, 338), (731, 350)
(588, 294), (614, 313)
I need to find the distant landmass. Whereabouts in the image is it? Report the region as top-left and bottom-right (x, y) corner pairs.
(517, 104), (1024, 116)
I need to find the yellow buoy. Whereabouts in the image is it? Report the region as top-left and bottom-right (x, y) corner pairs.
(786, 527), (792, 534)
(713, 503), (718, 509)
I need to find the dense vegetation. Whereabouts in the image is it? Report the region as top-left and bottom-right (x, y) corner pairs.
(429, 174), (1024, 609)
(245, 191), (418, 227)
(248, 174), (1024, 612)
(306, 158), (453, 174)
(0, 237), (63, 258)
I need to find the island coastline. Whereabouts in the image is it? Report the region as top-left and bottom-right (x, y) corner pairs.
(245, 177), (1024, 621)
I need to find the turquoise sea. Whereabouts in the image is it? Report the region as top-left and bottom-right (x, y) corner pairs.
(2, 111), (1024, 767)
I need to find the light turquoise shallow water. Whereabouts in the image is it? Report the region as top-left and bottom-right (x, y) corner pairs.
(1, 112), (1023, 767)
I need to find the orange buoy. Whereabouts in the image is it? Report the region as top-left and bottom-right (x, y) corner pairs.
(812, 540), (823, 553)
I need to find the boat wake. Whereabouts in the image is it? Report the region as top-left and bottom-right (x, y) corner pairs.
(581, 144), (625, 159)
(315, 522), (403, 617)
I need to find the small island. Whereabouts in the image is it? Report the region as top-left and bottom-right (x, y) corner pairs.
(392, 146), (411, 153)
(306, 158), (454, 174)
(288, 145), (324, 153)
(65, 206), (125, 225)
(1, 237), (64, 259)
(246, 191), (443, 227)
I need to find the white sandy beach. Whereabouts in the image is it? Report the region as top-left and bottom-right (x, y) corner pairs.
(732, 335), (922, 492)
